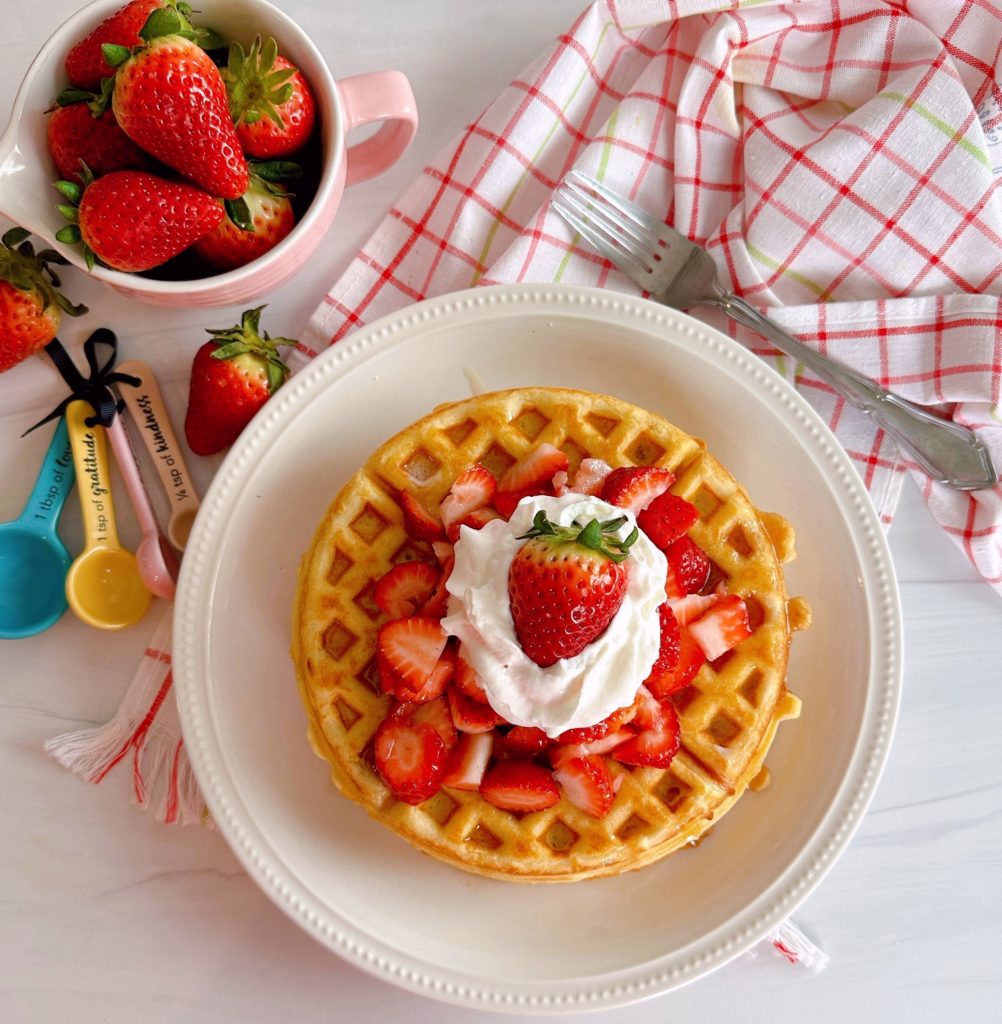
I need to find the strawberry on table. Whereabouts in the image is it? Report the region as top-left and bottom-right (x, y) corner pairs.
(222, 36), (317, 158)
(103, 7), (248, 199)
(183, 306), (294, 455)
(0, 229), (87, 375)
(47, 99), (149, 182)
(479, 760), (560, 813)
(54, 168), (223, 272)
(600, 466), (674, 514)
(64, 0), (167, 90)
(508, 510), (638, 667)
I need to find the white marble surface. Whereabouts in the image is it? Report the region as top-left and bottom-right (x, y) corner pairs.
(2, 2), (1000, 1021)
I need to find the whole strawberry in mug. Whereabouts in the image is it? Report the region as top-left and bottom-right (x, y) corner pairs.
(223, 36), (316, 158)
(192, 162), (300, 272)
(54, 168), (223, 272)
(184, 306), (295, 456)
(102, 6), (248, 199)
(0, 228), (87, 374)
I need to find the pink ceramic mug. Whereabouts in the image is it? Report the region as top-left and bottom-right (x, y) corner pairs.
(0, 0), (417, 307)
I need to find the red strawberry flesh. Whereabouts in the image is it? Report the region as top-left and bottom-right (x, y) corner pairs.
(479, 760), (560, 813)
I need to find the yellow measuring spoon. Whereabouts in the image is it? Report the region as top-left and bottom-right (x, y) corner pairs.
(64, 400), (152, 630)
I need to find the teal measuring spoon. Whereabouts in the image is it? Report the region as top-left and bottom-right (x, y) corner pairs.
(0, 417), (76, 639)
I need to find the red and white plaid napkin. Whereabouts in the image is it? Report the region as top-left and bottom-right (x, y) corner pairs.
(50, 0), (1002, 971)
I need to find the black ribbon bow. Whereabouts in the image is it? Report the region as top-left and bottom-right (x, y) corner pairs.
(24, 329), (141, 435)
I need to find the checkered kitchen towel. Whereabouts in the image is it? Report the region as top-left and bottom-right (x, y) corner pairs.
(50, 0), (1000, 940)
(301, 0), (1002, 589)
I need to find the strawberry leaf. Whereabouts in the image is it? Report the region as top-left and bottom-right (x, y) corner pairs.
(54, 180), (83, 204)
(139, 7), (186, 42)
(55, 225), (81, 244)
(224, 197), (253, 232)
(250, 160), (303, 182)
(101, 43), (132, 68)
(2, 227), (30, 248)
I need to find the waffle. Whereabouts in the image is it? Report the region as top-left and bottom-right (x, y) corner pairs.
(292, 387), (809, 882)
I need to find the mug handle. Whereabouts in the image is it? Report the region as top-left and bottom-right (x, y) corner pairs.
(337, 71), (418, 187)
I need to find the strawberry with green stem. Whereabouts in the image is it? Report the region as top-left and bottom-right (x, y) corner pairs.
(54, 166), (224, 272)
(102, 7), (246, 199)
(192, 161), (302, 272)
(64, 0), (171, 90)
(508, 510), (639, 667)
(46, 85), (150, 182)
(184, 306), (295, 456)
(222, 36), (316, 158)
(0, 228), (88, 374)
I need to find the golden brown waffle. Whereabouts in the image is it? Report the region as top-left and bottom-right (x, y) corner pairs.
(292, 387), (809, 882)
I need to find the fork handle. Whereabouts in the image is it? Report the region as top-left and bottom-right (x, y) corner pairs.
(713, 292), (998, 491)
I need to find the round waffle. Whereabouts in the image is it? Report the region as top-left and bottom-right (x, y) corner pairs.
(292, 387), (809, 882)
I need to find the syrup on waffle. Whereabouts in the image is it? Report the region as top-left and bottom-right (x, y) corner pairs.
(292, 388), (809, 882)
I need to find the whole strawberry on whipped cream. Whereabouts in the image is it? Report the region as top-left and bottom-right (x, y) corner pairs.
(443, 492), (667, 738)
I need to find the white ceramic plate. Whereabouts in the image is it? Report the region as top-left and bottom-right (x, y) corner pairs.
(174, 284), (902, 1014)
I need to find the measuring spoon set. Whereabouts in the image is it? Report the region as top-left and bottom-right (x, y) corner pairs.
(0, 361), (199, 638)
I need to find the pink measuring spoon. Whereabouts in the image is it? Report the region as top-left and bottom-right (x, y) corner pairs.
(105, 414), (179, 601)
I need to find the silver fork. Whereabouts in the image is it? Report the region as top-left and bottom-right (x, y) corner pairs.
(553, 171), (998, 492)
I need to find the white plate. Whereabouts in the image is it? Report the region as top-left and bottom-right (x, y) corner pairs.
(174, 284), (902, 1014)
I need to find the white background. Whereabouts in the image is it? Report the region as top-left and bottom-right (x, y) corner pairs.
(2, 1), (1000, 1021)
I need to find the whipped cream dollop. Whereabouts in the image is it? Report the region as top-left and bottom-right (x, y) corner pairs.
(442, 493), (667, 738)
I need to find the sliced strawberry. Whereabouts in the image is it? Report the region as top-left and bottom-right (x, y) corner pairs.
(447, 504), (502, 542)
(495, 487), (537, 520)
(374, 561), (439, 619)
(600, 466), (674, 513)
(553, 754), (615, 819)
(440, 464), (496, 532)
(644, 604), (681, 682)
(447, 685), (505, 733)
(645, 626), (705, 698)
(400, 489), (445, 542)
(418, 555), (455, 619)
(408, 645), (456, 703)
(373, 716), (448, 805)
(666, 536), (711, 594)
(431, 540), (454, 565)
(375, 617), (448, 692)
(570, 458), (612, 496)
(667, 592), (719, 627)
(411, 694), (459, 749)
(637, 492), (699, 549)
(664, 564), (686, 600)
(498, 443), (569, 495)
(551, 727), (633, 766)
(632, 684), (665, 731)
(688, 594), (752, 661)
(613, 704), (681, 769)
(499, 725), (552, 756)
(557, 704), (637, 745)
(479, 760), (560, 813)
(442, 732), (494, 790)
(552, 469), (569, 495)
(454, 654), (490, 704)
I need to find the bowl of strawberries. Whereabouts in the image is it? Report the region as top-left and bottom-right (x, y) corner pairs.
(0, 0), (417, 307)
